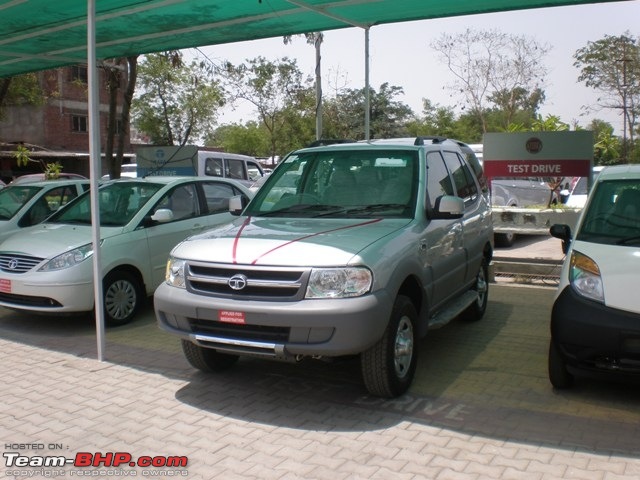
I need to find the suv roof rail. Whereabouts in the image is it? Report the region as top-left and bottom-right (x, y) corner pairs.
(414, 136), (448, 145)
(306, 139), (355, 148)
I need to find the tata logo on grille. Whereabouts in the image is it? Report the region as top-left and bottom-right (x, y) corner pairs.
(228, 274), (248, 291)
(8, 258), (19, 270)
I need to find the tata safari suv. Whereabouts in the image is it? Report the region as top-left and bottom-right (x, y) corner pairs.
(154, 137), (494, 397)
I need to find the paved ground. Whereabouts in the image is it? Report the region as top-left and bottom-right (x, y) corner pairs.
(2, 283), (640, 479)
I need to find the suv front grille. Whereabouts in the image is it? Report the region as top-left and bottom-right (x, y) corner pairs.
(186, 262), (310, 301)
(0, 253), (44, 273)
(189, 318), (290, 343)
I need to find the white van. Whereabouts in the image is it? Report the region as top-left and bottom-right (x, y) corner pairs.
(136, 146), (265, 187)
(197, 151), (265, 185)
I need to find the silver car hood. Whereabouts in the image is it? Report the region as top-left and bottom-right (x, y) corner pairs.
(174, 216), (410, 266)
(0, 223), (121, 258)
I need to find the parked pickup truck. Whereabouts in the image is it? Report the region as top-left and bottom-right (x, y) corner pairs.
(154, 137), (494, 397)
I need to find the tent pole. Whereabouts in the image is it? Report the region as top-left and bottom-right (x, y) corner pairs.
(87, 0), (105, 361)
(364, 27), (370, 141)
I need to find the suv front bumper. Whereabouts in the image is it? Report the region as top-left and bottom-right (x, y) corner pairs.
(551, 286), (640, 376)
(154, 282), (394, 359)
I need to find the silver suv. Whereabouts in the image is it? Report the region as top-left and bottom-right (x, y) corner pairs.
(154, 137), (494, 397)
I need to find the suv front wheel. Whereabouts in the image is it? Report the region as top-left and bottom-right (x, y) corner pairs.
(361, 295), (418, 398)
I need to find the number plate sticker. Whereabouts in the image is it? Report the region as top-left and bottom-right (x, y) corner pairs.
(218, 310), (246, 324)
(0, 279), (11, 293)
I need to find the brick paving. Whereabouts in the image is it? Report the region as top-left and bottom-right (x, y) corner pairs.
(2, 283), (640, 479)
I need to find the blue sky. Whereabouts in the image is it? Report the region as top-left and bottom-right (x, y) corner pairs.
(191, 0), (639, 135)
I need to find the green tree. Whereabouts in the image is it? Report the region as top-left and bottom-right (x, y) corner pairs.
(574, 33), (640, 162)
(0, 73), (46, 120)
(322, 83), (414, 140)
(431, 28), (550, 133)
(223, 56), (310, 162)
(104, 56), (138, 179)
(132, 51), (224, 146)
(206, 121), (270, 156)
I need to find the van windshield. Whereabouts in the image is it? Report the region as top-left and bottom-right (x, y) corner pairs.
(246, 150), (418, 218)
(577, 179), (640, 246)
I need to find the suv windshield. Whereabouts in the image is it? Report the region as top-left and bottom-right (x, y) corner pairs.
(47, 181), (163, 227)
(246, 149), (418, 218)
(577, 179), (640, 246)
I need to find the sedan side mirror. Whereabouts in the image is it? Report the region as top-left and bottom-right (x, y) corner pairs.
(229, 195), (249, 216)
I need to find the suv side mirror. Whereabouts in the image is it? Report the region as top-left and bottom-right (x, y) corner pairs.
(550, 223), (572, 254)
(229, 195), (249, 216)
(432, 195), (464, 219)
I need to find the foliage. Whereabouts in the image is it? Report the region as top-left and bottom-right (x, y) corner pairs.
(322, 83), (413, 140)
(430, 28), (550, 133)
(222, 56), (312, 160)
(12, 145), (64, 178)
(0, 73), (46, 120)
(132, 51), (224, 146)
(44, 161), (63, 179)
(574, 32), (640, 161)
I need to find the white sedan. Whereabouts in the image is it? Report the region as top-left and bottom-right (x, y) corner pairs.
(0, 179), (89, 243)
(0, 176), (252, 325)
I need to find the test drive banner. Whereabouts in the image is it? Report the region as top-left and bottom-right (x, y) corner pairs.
(482, 131), (594, 178)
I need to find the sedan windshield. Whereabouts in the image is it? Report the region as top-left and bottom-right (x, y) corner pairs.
(0, 185), (42, 220)
(246, 149), (418, 218)
(577, 180), (640, 246)
(47, 181), (164, 227)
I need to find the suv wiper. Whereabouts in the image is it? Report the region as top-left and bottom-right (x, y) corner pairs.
(343, 204), (407, 215)
(617, 235), (640, 245)
(259, 204), (344, 217)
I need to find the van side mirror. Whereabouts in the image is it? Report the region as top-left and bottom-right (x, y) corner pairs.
(550, 224), (572, 254)
(229, 195), (249, 216)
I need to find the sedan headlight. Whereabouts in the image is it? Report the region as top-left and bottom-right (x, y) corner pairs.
(39, 244), (94, 272)
(305, 267), (372, 299)
(570, 251), (604, 303)
(165, 257), (186, 288)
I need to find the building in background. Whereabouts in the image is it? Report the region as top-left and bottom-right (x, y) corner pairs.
(0, 65), (133, 182)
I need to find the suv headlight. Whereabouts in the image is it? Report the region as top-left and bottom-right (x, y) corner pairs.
(305, 267), (372, 299)
(165, 257), (186, 288)
(39, 244), (94, 272)
(569, 251), (604, 303)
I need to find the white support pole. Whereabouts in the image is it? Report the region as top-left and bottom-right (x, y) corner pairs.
(364, 27), (370, 141)
(87, 0), (105, 361)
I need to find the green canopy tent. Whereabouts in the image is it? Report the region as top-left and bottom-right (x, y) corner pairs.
(0, 0), (630, 359)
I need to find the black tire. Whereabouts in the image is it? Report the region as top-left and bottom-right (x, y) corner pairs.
(548, 339), (573, 389)
(461, 257), (489, 321)
(182, 340), (239, 372)
(103, 270), (143, 326)
(361, 295), (417, 398)
(494, 232), (515, 248)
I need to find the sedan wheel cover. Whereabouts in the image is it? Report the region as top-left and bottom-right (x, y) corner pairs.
(394, 315), (414, 379)
(105, 280), (137, 320)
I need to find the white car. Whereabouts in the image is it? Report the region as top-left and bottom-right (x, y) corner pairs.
(101, 163), (138, 180)
(0, 176), (252, 325)
(0, 179), (89, 244)
(549, 164), (640, 388)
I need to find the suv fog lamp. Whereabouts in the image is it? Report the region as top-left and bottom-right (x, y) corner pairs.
(306, 267), (372, 298)
(165, 257), (187, 288)
(570, 251), (604, 303)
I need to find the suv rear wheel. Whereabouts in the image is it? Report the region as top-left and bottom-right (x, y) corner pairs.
(361, 295), (417, 398)
(461, 257), (489, 321)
